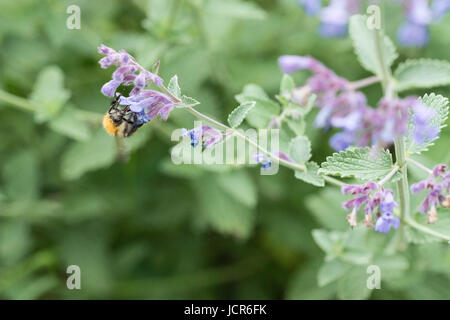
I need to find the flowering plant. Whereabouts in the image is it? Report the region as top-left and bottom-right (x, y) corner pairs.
(94, 11), (450, 298)
(98, 14), (450, 241)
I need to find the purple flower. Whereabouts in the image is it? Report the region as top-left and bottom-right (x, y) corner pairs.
(318, 23), (348, 38)
(278, 56), (316, 74)
(118, 90), (174, 121)
(101, 80), (121, 98)
(342, 182), (399, 233)
(379, 190), (398, 215)
(98, 45), (177, 126)
(374, 212), (400, 234)
(329, 131), (354, 151)
(411, 164), (450, 222)
(318, 0), (351, 38)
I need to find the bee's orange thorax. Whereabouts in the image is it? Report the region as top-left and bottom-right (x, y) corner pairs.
(103, 114), (118, 136)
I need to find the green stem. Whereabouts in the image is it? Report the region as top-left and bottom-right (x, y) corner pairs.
(394, 137), (411, 249)
(348, 76), (380, 90)
(407, 158), (433, 175)
(374, 28), (410, 249)
(373, 30), (391, 91)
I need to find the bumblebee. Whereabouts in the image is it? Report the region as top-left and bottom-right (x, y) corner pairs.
(102, 95), (144, 138)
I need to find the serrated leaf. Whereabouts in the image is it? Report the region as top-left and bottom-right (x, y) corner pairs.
(227, 101), (255, 128)
(29, 65), (71, 123)
(394, 59), (450, 92)
(319, 147), (400, 181)
(406, 93), (449, 155)
(167, 75), (181, 98)
(317, 259), (351, 287)
(295, 162), (325, 187)
(288, 135), (311, 164)
(349, 15), (397, 75)
(179, 95), (200, 108)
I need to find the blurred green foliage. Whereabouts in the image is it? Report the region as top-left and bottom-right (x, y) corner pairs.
(0, 0), (449, 299)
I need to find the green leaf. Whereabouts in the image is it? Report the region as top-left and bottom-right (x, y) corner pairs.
(235, 84), (280, 128)
(2, 151), (38, 200)
(337, 266), (372, 300)
(406, 93), (449, 155)
(167, 75), (181, 98)
(394, 59), (450, 92)
(49, 106), (91, 141)
(311, 229), (345, 254)
(317, 259), (351, 287)
(29, 65), (70, 123)
(319, 147), (400, 181)
(404, 226), (440, 244)
(286, 260), (338, 299)
(227, 101), (256, 128)
(286, 118), (306, 136)
(373, 254), (409, 281)
(288, 135), (311, 164)
(294, 161), (325, 187)
(179, 95), (200, 108)
(235, 84), (269, 101)
(340, 249), (372, 265)
(60, 129), (116, 180)
(349, 15), (397, 75)
(216, 170), (257, 208)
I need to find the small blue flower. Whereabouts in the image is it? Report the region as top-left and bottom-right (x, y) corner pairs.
(298, 0), (321, 16)
(252, 153), (272, 170)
